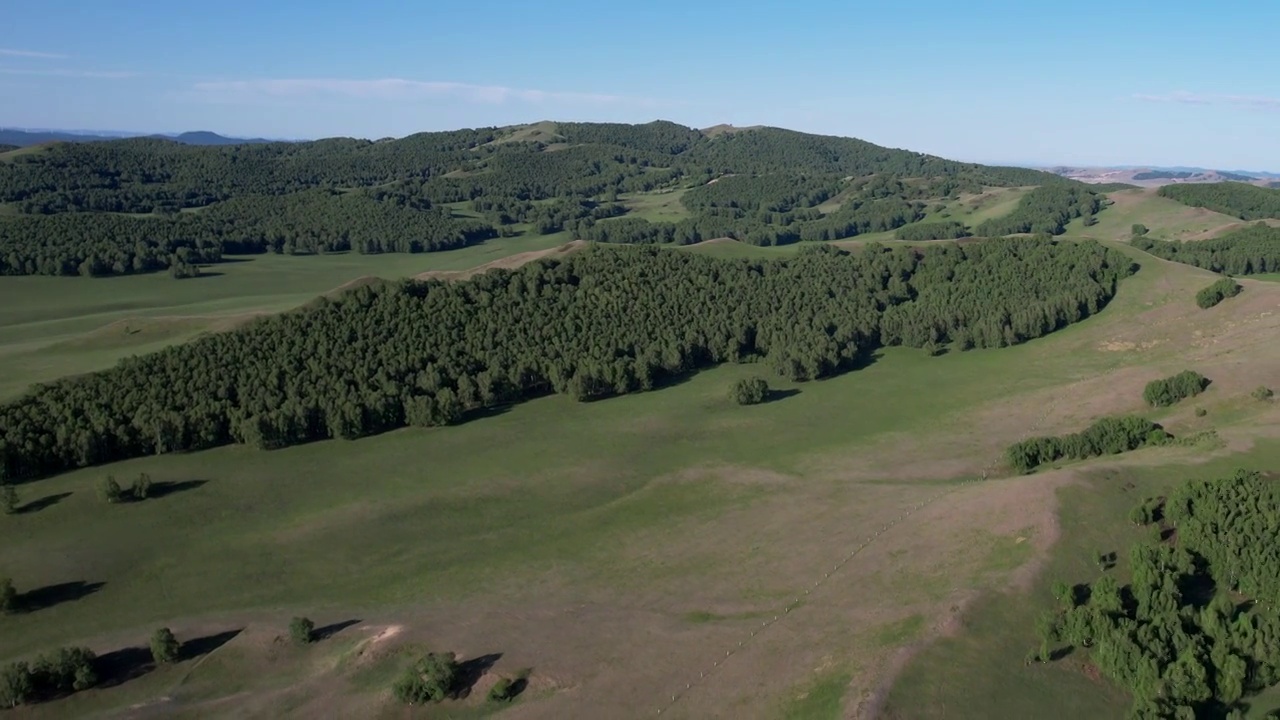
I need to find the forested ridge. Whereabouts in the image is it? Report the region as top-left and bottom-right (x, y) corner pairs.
(0, 120), (1104, 277)
(1158, 182), (1280, 220)
(1037, 470), (1280, 718)
(1133, 224), (1280, 275)
(0, 238), (1133, 481)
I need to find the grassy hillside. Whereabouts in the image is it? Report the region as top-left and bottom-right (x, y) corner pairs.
(6, 118), (1279, 718)
(1159, 181), (1280, 220)
(2, 229), (1279, 717)
(0, 120), (1089, 280)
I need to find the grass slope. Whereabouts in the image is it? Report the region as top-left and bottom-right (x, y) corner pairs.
(4, 214), (1280, 716)
(883, 443), (1280, 720)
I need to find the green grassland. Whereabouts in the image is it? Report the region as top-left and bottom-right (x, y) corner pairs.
(1, 231), (1267, 718)
(620, 188), (691, 222)
(884, 441), (1280, 720)
(1072, 188), (1243, 242)
(2, 187), (1278, 717)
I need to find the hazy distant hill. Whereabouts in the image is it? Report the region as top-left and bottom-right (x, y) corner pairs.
(1047, 165), (1271, 187)
(0, 128), (276, 147)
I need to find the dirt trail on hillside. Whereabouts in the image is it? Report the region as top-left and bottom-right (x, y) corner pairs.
(415, 240), (586, 281)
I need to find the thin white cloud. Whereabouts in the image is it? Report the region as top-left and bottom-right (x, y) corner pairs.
(190, 77), (660, 107)
(0, 67), (135, 79)
(1134, 91), (1280, 110)
(0, 48), (67, 59)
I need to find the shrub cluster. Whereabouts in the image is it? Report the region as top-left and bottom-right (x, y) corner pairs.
(1143, 370), (1209, 407)
(1195, 277), (1242, 309)
(0, 647), (97, 708)
(1006, 415), (1166, 473)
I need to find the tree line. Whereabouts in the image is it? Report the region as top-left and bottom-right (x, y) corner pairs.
(1036, 469), (1280, 717)
(1159, 182), (1280, 220)
(0, 189), (498, 276)
(0, 238), (1134, 481)
(1132, 224), (1280, 275)
(1005, 415), (1166, 473)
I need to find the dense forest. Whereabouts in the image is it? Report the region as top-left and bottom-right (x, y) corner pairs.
(1037, 469), (1280, 718)
(0, 121), (1106, 276)
(0, 238), (1134, 481)
(1158, 182), (1280, 220)
(0, 190), (499, 276)
(1133, 224), (1280, 274)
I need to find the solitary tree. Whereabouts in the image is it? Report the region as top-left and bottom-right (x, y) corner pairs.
(730, 377), (769, 405)
(150, 627), (181, 664)
(289, 616), (315, 645)
(488, 677), (513, 702)
(131, 473), (153, 501)
(97, 476), (123, 504)
(394, 651), (459, 705)
(0, 661), (32, 708)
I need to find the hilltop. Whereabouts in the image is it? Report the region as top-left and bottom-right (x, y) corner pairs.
(0, 119), (1099, 279)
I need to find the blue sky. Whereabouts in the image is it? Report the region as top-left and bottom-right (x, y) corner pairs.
(3, 0), (1278, 169)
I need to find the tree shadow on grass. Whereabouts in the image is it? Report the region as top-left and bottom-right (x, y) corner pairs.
(20, 580), (105, 612)
(18, 491), (72, 515)
(95, 646), (156, 689)
(313, 619), (362, 641)
(764, 388), (800, 403)
(97, 628), (244, 690)
(178, 629), (243, 661)
(146, 479), (209, 499)
(453, 653), (503, 699)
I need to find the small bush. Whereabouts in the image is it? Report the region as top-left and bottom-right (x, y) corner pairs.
(1254, 386), (1275, 401)
(1143, 370), (1209, 407)
(1194, 407), (1207, 417)
(730, 377), (769, 406)
(289, 616), (315, 645)
(0, 578), (16, 614)
(394, 651), (458, 705)
(1195, 277), (1242, 309)
(0, 484), (16, 515)
(1129, 497), (1164, 526)
(131, 473), (153, 501)
(1131, 224), (1149, 237)
(488, 677), (513, 702)
(150, 628), (181, 664)
(97, 476), (123, 504)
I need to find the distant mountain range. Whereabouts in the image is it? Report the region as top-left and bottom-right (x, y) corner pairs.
(0, 128), (280, 147)
(1045, 165), (1279, 186)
